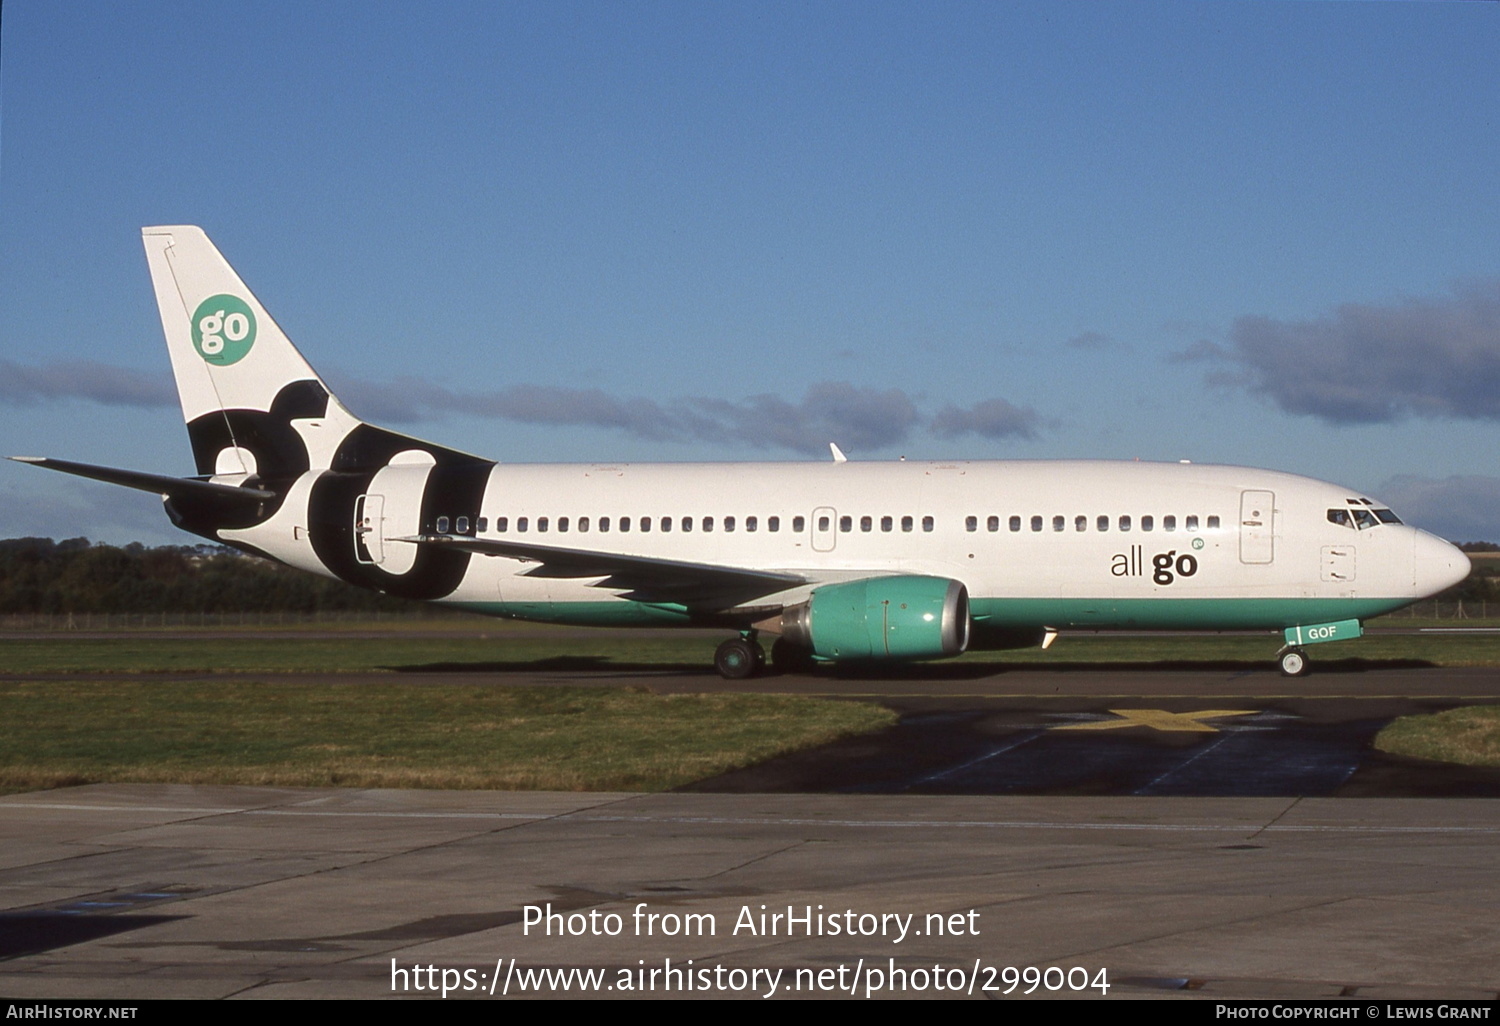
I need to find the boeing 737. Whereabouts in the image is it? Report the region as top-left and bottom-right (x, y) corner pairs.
(10, 227), (1472, 677)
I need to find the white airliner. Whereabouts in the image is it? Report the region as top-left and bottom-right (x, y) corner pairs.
(11, 227), (1471, 677)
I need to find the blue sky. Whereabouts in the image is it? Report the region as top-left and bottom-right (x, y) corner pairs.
(3, 1), (1499, 544)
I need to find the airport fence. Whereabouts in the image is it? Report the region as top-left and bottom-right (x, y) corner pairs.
(1386, 598), (1492, 621)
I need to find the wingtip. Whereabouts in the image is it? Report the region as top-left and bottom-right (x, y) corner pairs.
(7, 456), (46, 464)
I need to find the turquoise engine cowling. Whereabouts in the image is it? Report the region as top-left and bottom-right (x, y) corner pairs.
(779, 576), (970, 661)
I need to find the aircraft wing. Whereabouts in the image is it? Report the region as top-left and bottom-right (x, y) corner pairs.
(398, 534), (806, 608)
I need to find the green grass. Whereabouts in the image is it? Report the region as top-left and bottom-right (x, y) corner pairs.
(1375, 706), (1500, 768)
(4, 625), (1497, 794)
(0, 634), (710, 674)
(0, 680), (896, 792)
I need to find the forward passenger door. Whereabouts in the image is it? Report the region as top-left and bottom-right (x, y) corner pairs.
(1239, 490), (1275, 565)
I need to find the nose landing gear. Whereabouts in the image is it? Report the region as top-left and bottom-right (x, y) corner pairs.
(1278, 647), (1308, 677)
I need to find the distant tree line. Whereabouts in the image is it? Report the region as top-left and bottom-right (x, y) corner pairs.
(0, 538), (414, 614)
(1, 536), (1495, 615)
(1454, 542), (1500, 605)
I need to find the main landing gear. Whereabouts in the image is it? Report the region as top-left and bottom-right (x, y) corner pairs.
(1278, 647), (1309, 677)
(713, 632), (819, 678)
(713, 633), (765, 679)
(770, 636), (817, 674)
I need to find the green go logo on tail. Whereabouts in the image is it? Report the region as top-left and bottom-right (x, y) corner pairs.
(191, 295), (257, 365)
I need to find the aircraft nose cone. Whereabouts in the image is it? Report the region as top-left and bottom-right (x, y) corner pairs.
(1413, 531), (1470, 597)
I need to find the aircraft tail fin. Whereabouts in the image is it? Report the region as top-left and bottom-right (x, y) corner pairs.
(141, 226), (480, 480)
(143, 225), (364, 478)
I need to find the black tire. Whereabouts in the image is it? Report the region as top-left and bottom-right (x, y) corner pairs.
(714, 638), (758, 679)
(1279, 648), (1308, 677)
(770, 637), (817, 675)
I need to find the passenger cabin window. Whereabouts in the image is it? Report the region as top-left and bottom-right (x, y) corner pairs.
(1186, 515), (1198, 531)
(746, 516), (757, 532)
(1207, 515), (1220, 530)
(681, 517), (692, 532)
(839, 515), (852, 532)
(578, 517), (589, 532)
(1075, 515), (1086, 532)
(702, 517), (713, 532)
(966, 516), (978, 533)
(883, 516), (894, 532)
(436, 516), (450, 534)
(769, 516), (781, 532)
(1052, 515), (1065, 532)
(922, 516), (934, 532)
(988, 516), (1000, 532)
(818, 516), (830, 532)
(477, 517), (488, 534)
(902, 516), (914, 533)
(1119, 515), (1131, 532)
(724, 516), (735, 532)
(517, 517), (528, 533)
(1163, 515), (1176, 532)
(538, 517), (549, 532)
(792, 516), (804, 532)
(1010, 516), (1021, 532)
(861, 516), (873, 532)
(1097, 515), (1108, 532)
(600, 516), (610, 532)
(497, 517), (509, 533)
(1141, 515), (1153, 532)
(558, 517), (569, 532)
(661, 517), (671, 533)
(1031, 516), (1042, 532)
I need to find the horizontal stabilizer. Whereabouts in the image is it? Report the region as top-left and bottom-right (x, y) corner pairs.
(398, 534), (805, 607)
(8, 456), (276, 502)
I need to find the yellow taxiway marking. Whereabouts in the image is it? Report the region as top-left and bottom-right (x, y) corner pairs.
(1053, 709), (1260, 733)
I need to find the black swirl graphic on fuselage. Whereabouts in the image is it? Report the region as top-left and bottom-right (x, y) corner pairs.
(308, 424), (494, 602)
(176, 379), (495, 602)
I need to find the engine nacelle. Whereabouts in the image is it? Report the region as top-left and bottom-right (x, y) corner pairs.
(779, 575), (970, 661)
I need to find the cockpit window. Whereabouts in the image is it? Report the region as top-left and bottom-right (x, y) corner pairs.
(1330, 506), (1403, 529)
